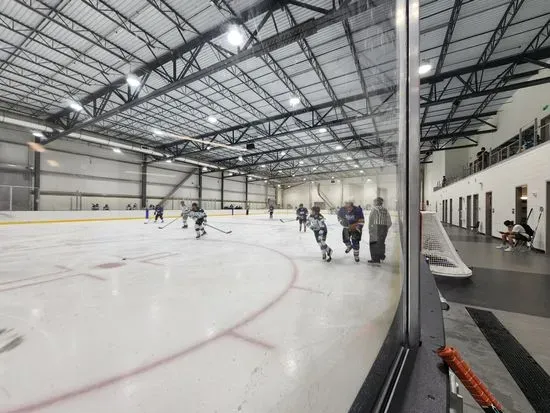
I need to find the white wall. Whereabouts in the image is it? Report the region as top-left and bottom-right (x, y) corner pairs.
(426, 141), (550, 251)
(282, 167), (398, 211)
(0, 123), (277, 211)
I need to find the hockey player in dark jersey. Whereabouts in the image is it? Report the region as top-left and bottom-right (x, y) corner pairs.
(154, 204), (164, 223)
(268, 204), (274, 219)
(337, 201), (364, 262)
(189, 202), (207, 239)
(296, 203), (309, 232)
(307, 206), (333, 262)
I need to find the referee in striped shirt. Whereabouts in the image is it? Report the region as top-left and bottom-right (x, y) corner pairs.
(368, 197), (392, 264)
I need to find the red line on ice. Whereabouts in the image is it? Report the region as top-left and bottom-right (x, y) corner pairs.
(227, 330), (275, 350)
(1, 242), (298, 413)
(0, 265), (71, 286)
(291, 285), (325, 295)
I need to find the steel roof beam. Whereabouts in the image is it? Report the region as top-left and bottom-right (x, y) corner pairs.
(420, 45), (550, 85)
(45, 0), (371, 143)
(420, 76), (550, 107)
(420, 0), (464, 132)
(429, 0), (526, 140)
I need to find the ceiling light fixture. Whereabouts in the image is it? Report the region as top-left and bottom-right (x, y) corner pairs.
(354, 164), (359, 168)
(207, 116), (218, 124)
(126, 74), (140, 87)
(335, 145), (343, 150)
(360, 170), (364, 173)
(367, 178), (372, 182)
(238, 155), (244, 162)
(112, 148), (122, 153)
(261, 164), (266, 168)
(418, 63), (432, 75)
(312, 166), (317, 170)
(264, 180), (268, 183)
(69, 102), (83, 111)
(202, 166), (208, 171)
(319, 127), (327, 133)
(299, 160), (304, 164)
(32, 131), (44, 138)
(153, 129), (163, 136)
(289, 96), (300, 106)
(166, 159), (172, 163)
(227, 26), (244, 47)
(346, 156), (352, 160)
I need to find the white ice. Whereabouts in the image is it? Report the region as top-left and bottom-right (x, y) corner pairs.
(0, 213), (401, 413)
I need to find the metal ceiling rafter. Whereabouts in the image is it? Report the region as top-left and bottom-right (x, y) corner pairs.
(44, 0), (372, 144)
(139, 0), (314, 156)
(45, 0), (288, 123)
(282, 2), (371, 164)
(213, 0), (359, 165)
(450, 16), (550, 138)
(427, 0), (525, 142)
(420, 0), (464, 131)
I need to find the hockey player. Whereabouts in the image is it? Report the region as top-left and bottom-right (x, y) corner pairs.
(268, 204), (274, 219)
(337, 201), (364, 262)
(296, 203), (309, 232)
(154, 204), (164, 223)
(180, 200), (190, 229)
(307, 206), (333, 262)
(189, 202), (207, 239)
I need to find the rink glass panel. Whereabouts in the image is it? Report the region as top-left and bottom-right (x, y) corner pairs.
(0, 1), (421, 412)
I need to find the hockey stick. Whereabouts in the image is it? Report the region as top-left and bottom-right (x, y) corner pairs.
(204, 223), (232, 234)
(158, 217), (179, 229)
(279, 218), (296, 223)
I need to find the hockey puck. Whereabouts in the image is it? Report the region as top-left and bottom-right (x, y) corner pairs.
(122, 258), (126, 260)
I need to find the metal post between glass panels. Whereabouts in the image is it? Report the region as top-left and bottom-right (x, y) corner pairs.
(396, 0), (421, 347)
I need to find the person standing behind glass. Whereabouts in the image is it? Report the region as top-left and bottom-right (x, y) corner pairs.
(368, 197), (392, 264)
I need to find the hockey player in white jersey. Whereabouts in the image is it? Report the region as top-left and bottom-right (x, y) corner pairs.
(189, 202), (207, 239)
(307, 206), (333, 262)
(180, 200), (191, 229)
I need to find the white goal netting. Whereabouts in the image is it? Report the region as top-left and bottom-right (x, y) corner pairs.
(421, 211), (472, 278)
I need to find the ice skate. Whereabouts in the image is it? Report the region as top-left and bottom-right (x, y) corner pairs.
(201, 229), (207, 236)
(326, 248), (333, 263)
(345, 245), (352, 254)
(322, 251), (327, 261)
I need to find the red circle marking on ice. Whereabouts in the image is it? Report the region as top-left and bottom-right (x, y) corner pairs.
(2, 241), (299, 413)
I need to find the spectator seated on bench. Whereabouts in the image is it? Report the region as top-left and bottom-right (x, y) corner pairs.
(497, 220), (531, 252)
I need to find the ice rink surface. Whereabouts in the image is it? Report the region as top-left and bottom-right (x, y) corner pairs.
(0, 213), (402, 413)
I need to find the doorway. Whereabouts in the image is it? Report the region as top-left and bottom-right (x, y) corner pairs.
(467, 195), (472, 229)
(442, 199), (447, 223)
(450, 198), (453, 226)
(485, 192), (493, 236)
(515, 185), (528, 224)
(459, 197), (463, 228)
(473, 194), (479, 228)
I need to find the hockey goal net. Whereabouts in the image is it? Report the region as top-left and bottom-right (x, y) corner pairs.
(421, 211), (472, 278)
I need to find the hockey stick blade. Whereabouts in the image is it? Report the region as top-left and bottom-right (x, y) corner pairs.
(158, 218), (178, 229)
(279, 219), (294, 223)
(204, 223), (232, 234)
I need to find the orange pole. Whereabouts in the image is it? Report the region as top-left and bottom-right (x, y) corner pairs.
(438, 346), (503, 411)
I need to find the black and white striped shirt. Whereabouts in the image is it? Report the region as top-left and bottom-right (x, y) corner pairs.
(369, 206), (392, 227)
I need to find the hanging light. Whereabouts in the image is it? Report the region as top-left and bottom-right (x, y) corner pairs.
(289, 96), (300, 106)
(126, 74), (140, 87)
(69, 102), (83, 111)
(227, 26), (244, 47)
(418, 63), (432, 75)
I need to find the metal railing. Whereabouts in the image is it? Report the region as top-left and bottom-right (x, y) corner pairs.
(0, 185), (34, 211)
(434, 119), (549, 191)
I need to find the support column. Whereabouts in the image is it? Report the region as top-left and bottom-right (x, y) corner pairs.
(33, 137), (41, 211)
(140, 156), (147, 209)
(198, 167), (203, 204)
(245, 177), (249, 206)
(220, 171), (224, 208)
